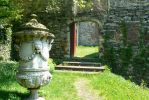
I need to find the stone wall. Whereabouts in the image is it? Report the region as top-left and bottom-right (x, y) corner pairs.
(37, 12), (71, 58)
(49, 23), (70, 58)
(78, 22), (99, 46)
(26, 0), (148, 59)
(102, 0), (149, 86)
(103, 1), (149, 44)
(45, 0), (149, 58)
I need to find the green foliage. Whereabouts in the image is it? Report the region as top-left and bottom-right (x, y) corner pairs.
(0, 26), (12, 43)
(48, 58), (56, 73)
(0, 0), (22, 47)
(120, 20), (128, 46)
(39, 0), (70, 17)
(131, 28), (149, 85)
(78, 0), (93, 12)
(0, 0), (22, 24)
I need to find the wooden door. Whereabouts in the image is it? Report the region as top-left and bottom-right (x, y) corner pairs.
(70, 22), (77, 57)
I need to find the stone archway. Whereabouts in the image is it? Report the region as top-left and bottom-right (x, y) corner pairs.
(69, 17), (103, 58)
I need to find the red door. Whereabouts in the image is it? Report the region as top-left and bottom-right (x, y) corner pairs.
(70, 22), (77, 57)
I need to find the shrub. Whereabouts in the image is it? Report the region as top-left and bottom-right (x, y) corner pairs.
(48, 58), (56, 73)
(0, 61), (18, 84)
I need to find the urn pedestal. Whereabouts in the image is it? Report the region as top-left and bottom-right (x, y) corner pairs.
(14, 14), (55, 100)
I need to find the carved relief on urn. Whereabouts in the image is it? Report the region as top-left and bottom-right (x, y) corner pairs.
(14, 14), (54, 100)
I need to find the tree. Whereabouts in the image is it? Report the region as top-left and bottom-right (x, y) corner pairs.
(0, 0), (22, 24)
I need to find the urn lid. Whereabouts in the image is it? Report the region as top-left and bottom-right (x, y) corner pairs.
(14, 14), (55, 42)
(21, 14), (49, 31)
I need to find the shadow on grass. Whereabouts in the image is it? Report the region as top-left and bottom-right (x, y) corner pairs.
(84, 52), (99, 59)
(0, 90), (29, 100)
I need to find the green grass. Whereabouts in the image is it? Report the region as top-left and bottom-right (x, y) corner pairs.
(0, 61), (82, 100)
(75, 46), (99, 58)
(40, 72), (83, 100)
(89, 71), (149, 100)
(1, 61), (149, 100)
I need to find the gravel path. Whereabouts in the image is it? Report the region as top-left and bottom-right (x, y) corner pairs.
(74, 78), (103, 100)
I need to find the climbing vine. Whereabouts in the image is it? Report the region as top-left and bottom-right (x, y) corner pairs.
(102, 19), (149, 86)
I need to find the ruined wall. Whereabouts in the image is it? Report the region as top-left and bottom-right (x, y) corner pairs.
(103, 1), (149, 44)
(102, 0), (149, 85)
(47, 0), (149, 58)
(37, 12), (71, 58)
(78, 22), (99, 46)
(49, 23), (70, 58)
(24, 0), (148, 59)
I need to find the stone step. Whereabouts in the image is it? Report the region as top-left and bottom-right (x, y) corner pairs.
(55, 65), (105, 72)
(55, 70), (101, 74)
(62, 61), (101, 67)
(64, 57), (100, 62)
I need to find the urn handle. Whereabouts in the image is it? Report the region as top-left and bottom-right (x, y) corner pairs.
(48, 38), (54, 51)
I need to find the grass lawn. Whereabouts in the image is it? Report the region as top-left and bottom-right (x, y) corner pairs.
(89, 71), (149, 100)
(75, 46), (99, 58)
(0, 61), (149, 100)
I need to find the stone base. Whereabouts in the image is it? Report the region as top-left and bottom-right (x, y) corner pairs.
(24, 89), (46, 100)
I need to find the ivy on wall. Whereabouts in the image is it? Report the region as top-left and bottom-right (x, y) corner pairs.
(102, 20), (149, 86)
(0, 0), (23, 43)
(0, 0), (22, 60)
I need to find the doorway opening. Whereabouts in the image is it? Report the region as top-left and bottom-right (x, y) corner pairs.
(70, 21), (100, 59)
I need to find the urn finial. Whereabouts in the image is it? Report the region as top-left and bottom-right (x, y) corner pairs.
(31, 14), (38, 19)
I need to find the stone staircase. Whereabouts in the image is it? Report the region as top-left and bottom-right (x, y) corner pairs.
(55, 60), (105, 72)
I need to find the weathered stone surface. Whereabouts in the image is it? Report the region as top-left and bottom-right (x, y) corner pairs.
(103, 0), (149, 44)
(32, 0), (149, 58)
(14, 15), (54, 100)
(78, 22), (99, 46)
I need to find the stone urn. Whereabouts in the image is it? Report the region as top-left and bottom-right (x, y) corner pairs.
(14, 14), (55, 100)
